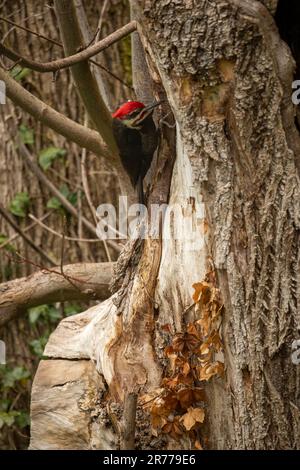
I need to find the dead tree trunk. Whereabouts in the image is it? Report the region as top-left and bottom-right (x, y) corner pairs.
(30, 0), (300, 450)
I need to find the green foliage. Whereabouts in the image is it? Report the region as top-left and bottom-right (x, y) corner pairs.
(18, 125), (34, 146)
(46, 184), (78, 212)
(0, 366), (31, 389)
(0, 365), (31, 430)
(28, 304), (62, 325)
(46, 196), (62, 210)
(64, 303), (82, 316)
(9, 192), (30, 218)
(10, 65), (31, 82)
(38, 146), (66, 170)
(29, 336), (49, 358)
(28, 304), (62, 357)
(0, 409), (30, 430)
(0, 234), (15, 252)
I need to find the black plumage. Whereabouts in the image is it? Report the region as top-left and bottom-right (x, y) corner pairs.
(112, 113), (158, 204)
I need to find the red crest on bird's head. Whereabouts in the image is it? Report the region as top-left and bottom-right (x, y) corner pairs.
(112, 101), (145, 119)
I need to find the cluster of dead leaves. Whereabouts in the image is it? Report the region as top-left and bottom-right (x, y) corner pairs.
(141, 273), (224, 449)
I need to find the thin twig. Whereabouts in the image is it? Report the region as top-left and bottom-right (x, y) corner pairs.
(81, 145), (111, 262)
(0, 66), (109, 158)
(4, 251), (106, 287)
(0, 211), (51, 250)
(0, 15), (133, 89)
(0, 15), (61, 46)
(0, 21), (137, 73)
(0, 203), (56, 266)
(94, 0), (109, 44)
(19, 143), (122, 253)
(28, 214), (100, 243)
(120, 393), (138, 450)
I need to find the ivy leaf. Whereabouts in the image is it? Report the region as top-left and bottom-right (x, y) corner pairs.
(28, 305), (47, 324)
(29, 336), (49, 358)
(15, 410), (30, 429)
(10, 65), (31, 81)
(0, 399), (11, 412)
(28, 304), (61, 324)
(180, 407), (205, 431)
(18, 125), (34, 146)
(0, 411), (19, 428)
(38, 147), (66, 170)
(64, 303), (82, 317)
(46, 184), (77, 211)
(1, 366), (30, 389)
(46, 196), (62, 210)
(9, 192), (30, 218)
(47, 305), (62, 323)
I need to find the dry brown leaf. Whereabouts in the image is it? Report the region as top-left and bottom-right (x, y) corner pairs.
(151, 414), (168, 431)
(182, 362), (191, 376)
(177, 387), (206, 409)
(173, 332), (201, 353)
(192, 282), (211, 303)
(151, 392), (178, 416)
(197, 313), (212, 336)
(210, 331), (223, 351)
(180, 407), (205, 431)
(163, 373), (193, 390)
(187, 322), (200, 338)
(198, 361), (224, 381)
(162, 415), (183, 440)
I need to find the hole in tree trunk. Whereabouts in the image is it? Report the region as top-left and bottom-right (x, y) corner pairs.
(275, 1), (300, 132)
(275, 0), (300, 79)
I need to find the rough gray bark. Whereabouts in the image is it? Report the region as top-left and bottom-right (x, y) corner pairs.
(139, 0), (300, 449)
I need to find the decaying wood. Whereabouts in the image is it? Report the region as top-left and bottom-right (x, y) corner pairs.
(0, 262), (114, 327)
(30, 359), (116, 450)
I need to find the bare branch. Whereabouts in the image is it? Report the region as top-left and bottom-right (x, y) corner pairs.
(120, 393), (137, 450)
(0, 15), (133, 90)
(0, 15), (61, 47)
(0, 212), (51, 250)
(0, 21), (136, 74)
(0, 66), (111, 159)
(28, 214), (102, 243)
(73, 0), (112, 110)
(0, 262), (114, 327)
(53, 0), (121, 153)
(0, 203), (57, 266)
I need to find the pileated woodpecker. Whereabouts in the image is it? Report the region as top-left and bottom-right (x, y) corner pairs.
(112, 100), (161, 204)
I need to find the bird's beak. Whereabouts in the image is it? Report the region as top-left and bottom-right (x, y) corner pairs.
(143, 100), (164, 113)
(132, 100), (164, 126)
